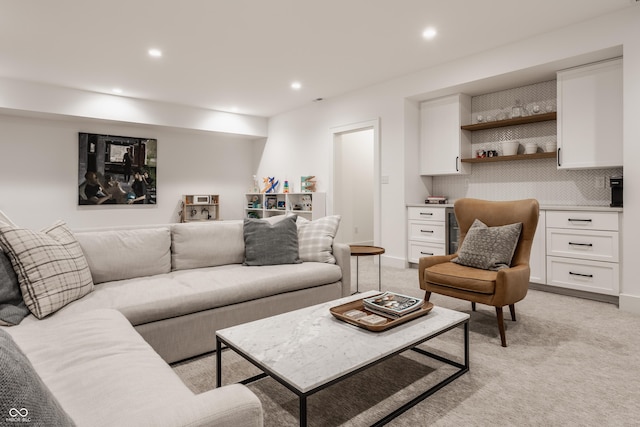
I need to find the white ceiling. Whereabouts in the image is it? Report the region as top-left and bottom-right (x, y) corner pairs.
(0, 0), (634, 118)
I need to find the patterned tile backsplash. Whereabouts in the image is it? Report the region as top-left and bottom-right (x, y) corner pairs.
(432, 80), (622, 206)
(433, 160), (622, 207)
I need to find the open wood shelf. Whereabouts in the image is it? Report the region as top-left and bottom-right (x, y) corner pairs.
(461, 152), (556, 163)
(461, 112), (556, 131)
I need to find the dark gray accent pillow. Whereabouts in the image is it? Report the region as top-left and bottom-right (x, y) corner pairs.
(452, 219), (522, 271)
(243, 216), (301, 266)
(0, 329), (76, 426)
(0, 251), (30, 326)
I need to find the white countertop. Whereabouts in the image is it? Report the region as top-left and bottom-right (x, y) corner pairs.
(406, 203), (622, 212)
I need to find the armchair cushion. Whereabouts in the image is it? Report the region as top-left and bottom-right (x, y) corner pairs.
(425, 262), (497, 294)
(452, 219), (522, 271)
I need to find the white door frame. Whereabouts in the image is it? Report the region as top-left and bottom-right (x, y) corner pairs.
(330, 118), (381, 247)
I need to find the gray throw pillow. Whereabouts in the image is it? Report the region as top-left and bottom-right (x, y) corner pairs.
(0, 329), (77, 426)
(452, 219), (522, 271)
(243, 216), (301, 266)
(0, 251), (30, 326)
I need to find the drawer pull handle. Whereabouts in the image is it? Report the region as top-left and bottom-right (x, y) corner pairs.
(568, 242), (593, 247)
(569, 272), (594, 278)
(568, 218), (592, 222)
(420, 230), (434, 233)
(420, 251), (434, 256)
(420, 212), (433, 216)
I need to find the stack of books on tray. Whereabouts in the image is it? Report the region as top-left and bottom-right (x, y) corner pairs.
(363, 291), (424, 319)
(425, 196), (447, 204)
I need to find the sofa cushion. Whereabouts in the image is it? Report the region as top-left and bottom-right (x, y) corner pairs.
(0, 250), (29, 326)
(296, 215), (341, 263)
(0, 221), (94, 319)
(0, 329), (76, 426)
(452, 219), (522, 271)
(243, 216), (301, 266)
(171, 221), (244, 271)
(75, 227), (171, 284)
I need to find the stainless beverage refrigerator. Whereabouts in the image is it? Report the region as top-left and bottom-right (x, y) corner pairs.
(445, 207), (459, 255)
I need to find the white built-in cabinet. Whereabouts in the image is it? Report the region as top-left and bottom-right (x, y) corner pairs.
(406, 206), (447, 263)
(545, 210), (620, 296)
(420, 94), (472, 175)
(556, 58), (623, 169)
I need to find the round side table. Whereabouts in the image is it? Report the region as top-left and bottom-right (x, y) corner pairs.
(349, 245), (385, 294)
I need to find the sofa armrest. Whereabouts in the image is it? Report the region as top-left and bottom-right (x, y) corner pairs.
(333, 243), (351, 297)
(144, 384), (263, 427)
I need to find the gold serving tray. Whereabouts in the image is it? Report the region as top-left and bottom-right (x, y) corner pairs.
(330, 296), (434, 332)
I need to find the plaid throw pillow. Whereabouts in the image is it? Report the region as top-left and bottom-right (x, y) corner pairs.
(296, 215), (341, 263)
(0, 221), (94, 319)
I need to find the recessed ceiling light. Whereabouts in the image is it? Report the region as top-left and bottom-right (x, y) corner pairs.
(112, 88), (123, 94)
(148, 48), (162, 58)
(422, 27), (437, 40)
(291, 81), (302, 90)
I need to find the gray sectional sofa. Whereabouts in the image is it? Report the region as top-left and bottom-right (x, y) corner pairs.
(1, 217), (349, 426)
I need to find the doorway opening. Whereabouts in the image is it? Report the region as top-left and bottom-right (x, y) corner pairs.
(331, 119), (380, 246)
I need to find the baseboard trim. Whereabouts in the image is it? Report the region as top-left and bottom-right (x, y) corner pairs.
(619, 293), (640, 314)
(529, 282), (619, 306)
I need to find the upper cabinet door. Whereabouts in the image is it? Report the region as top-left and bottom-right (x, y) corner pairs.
(420, 94), (471, 175)
(557, 58), (623, 170)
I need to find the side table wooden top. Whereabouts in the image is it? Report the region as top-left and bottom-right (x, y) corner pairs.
(349, 245), (385, 256)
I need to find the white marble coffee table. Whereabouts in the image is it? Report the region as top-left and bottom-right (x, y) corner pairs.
(216, 291), (469, 426)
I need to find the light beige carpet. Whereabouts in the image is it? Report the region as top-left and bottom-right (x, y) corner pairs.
(172, 257), (640, 426)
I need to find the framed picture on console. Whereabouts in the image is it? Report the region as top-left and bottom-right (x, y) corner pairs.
(78, 133), (157, 206)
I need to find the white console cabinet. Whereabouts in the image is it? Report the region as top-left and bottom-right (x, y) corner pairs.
(545, 210), (620, 296)
(407, 206), (447, 263)
(556, 58), (623, 169)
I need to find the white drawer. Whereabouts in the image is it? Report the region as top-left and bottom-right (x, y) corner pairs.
(546, 229), (619, 262)
(407, 206), (446, 222)
(546, 210), (619, 231)
(408, 220), (445, 242)
(546, 257), (619, 295)
(408, 242), (446, 263)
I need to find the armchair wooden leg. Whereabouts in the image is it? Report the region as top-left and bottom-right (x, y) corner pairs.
(509, 304), (516, 321)
(424, 291), (431, 301)
(496, 306), (507, 347)
(471, 302), (476, 311)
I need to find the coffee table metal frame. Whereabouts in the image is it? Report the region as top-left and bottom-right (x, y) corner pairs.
(216, 300), (469, 426)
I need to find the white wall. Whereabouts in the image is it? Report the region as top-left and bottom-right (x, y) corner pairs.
(263, 7), (640, 312)
(0, 114), (256, 229)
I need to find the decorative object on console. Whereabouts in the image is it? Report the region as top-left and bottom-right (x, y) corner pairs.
(283, 180), (290, 193)
(301, 176), (316, 192)
(262, 177), (279, 193)
(425, 196), (447, 204)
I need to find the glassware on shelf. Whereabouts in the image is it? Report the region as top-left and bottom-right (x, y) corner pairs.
(511, 100), (523, 118)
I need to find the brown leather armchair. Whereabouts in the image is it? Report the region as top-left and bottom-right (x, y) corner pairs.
(419, 198), (539, 347)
